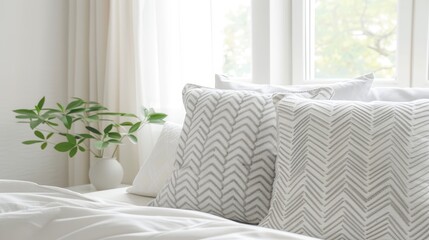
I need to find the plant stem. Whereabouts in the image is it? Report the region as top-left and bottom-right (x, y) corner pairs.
(83, 141), (98, 157)
(34, 128), (59, 134)
(46, 124), (62, 133)
(111, 135), (126, 158)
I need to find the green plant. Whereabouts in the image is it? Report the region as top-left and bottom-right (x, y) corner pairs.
(13, 97), (167, 158)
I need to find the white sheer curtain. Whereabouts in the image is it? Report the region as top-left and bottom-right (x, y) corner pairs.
(68, 0), (141, 185)
(67, 0), (215, 185)
(136, 0), (214, 166)
(138, 0), (214, 125)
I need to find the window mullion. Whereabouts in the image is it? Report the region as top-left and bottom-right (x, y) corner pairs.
(394, 0), (414, 87)
(252, 0), (270, 84)
(307, 0), (315, 82)
(411, 0), (429, 87)
(291, 0), (308, 84)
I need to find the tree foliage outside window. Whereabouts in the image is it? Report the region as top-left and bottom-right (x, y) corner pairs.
(221, 1), (252, 79)
(314, 0), (397, 79)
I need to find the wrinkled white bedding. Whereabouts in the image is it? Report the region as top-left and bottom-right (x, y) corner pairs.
(0, 180), (317, 240)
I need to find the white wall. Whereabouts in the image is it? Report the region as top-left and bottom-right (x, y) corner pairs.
(0, 0), (69, 186)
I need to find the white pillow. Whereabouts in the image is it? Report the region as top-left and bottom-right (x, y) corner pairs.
(367, 87), (429, 102)
(149, 84), (334, 224)
(260, 96), (429, 240)
(127, 122), (182, 197)
(215, 73), (374, 101)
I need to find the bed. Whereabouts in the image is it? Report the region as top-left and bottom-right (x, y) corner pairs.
(0, 180), (318, 240)
(5, 80), (429, 240)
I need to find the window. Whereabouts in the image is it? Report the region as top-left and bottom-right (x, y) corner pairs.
(292, 0), (415, 86)
(209, 0), (429, 87)
(211, 0), (252, 81)
(312, 0), (398, 80)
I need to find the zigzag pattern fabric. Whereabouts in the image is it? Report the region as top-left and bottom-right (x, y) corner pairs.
(150, 84), (334, 224)
(261, 96), (429, 239)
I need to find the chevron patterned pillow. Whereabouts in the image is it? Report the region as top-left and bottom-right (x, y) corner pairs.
(261, 96), (429, 240)
(149, 84), (334, 224)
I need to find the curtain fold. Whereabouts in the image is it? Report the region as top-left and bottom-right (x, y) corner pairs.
(68, 0), (215, 185)
(68, 0), (91, 186)
(138, 0), (214, 124)
(136, 0), (214, 166)
(68, 0), (140, 186)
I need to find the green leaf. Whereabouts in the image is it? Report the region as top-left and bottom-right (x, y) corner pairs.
(23, 140), (44, 145)
(56, 103), (65, 112)
(34, 130), (44, 139)
(44, 108), (62, 113)
(66, 99), (85, 111)
(87, 106), (108, 112)
(94, 141), (109, 149)
(104, 124), (113, 134)
(96, 112), (138, 118)
(96, 112), (123, 116)
(107, 139), (122, 144)
(69, 147), (78, 158)
(72, 117), (83, 123)
(78, 146), (85, 152)
(41, 110), (60, 119)
(148, 113), (167, 121)
(120, 121), (133, 126)
(15, 115), (34, 119)
(46, 121), (59, 127)
(86, 126), (102, 135)
(30, 119), (43, 129)
(108, 132), (121, 139)
(61, 115), (72, 129)
(98, 118), (114, 122)
(78, 134), (94, 139)
(37, 97), (45, 110)
(129, 122), (142, 133)
(88, 101), (101, 105)
(13, 109), (37, 116)
(128, 134), (138, 144)
(35, 105), (41, 114)
(54, 142), (74, 152)
(41, 142), (48, 150)
(68, 108), (86, 114)
(94, 141), (103, 149)
(46, 132), (54, 139)
(148, 119), (166, 124)
(142, 107), (150, 117)
(66, 134), (77, 145)
(86, 115), (99, 121)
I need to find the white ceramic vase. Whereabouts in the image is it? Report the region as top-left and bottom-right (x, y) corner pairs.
(89, 157), (124, 190)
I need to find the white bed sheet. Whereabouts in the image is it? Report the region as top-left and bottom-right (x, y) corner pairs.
(0, 180), (318, 240)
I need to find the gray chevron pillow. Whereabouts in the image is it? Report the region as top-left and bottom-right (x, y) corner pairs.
(261, 96), (429, 240)
(149, 84), (334, 224)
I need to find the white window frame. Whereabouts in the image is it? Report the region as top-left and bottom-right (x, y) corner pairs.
(237, 0), (429, 88)
(251, 0), (270, 84)
(411, 0), (429, 87)
(252, 0), (294, 86)
(291, 0), (415, 87)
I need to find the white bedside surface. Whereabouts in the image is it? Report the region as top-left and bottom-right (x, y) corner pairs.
(66, 184), (130, 194)
(84, 187), (155, 206)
